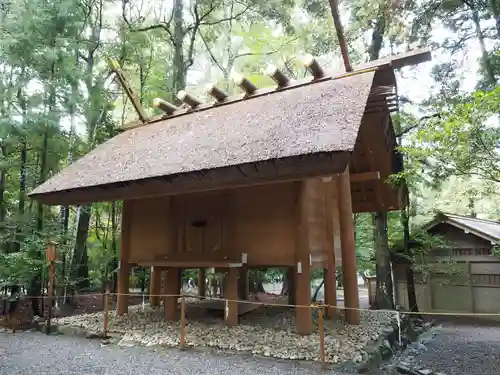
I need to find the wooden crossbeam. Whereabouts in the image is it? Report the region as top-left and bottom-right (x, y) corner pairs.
(350, 171), (380, 183)
(108, 58), (149, 123)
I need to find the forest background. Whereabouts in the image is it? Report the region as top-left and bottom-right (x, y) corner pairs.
(0, 0), (498, 314)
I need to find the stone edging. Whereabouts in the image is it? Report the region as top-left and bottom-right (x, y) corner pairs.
(357, 314), (434, 374)
(396, 365), (447, 375)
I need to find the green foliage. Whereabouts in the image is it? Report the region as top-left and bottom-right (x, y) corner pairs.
(405, 86), (500, 184)
(492, 244), (500, 258)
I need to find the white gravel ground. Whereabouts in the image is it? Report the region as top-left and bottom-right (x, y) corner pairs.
(2, 322), (498, 375)
(0, 331), (356, 375)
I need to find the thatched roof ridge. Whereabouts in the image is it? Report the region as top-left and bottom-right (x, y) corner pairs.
(31, 70), (378, 202)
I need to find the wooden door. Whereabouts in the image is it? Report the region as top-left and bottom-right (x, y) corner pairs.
(173, 192), (227, 262)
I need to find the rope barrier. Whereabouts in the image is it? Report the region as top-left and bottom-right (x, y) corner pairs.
(4, 291), (500, 317)
(5, 289), (500, 370)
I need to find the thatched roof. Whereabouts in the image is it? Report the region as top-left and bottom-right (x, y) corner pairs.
(29, 49), (431, 205)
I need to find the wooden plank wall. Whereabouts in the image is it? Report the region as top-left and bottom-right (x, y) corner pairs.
(127, 179), (338, 268)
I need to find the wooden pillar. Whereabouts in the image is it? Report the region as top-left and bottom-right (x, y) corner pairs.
(287, 267), (296, 305)
(223, 267), (238, 326)
(324, 178), (337, 319)
(198, 268), (206, 297)
(337, 167), (360, 324)
(238, 266), (249, 300)
(163, 267), (180, 321)
(117, 200), (132, 316)
(149, 266), (162, 307)
(295, 180), (313, 335)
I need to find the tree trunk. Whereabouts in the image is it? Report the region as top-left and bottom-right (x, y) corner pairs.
(280, 269), (289, 295)
(248, 270), (265, 294)
(312, 279), (324, 302)
(111, 201), (118, 292)
(367, 11), (395, 311)
(373, 212), (395, 309)
(61, 52), (78, 302)
(401, 197), (419, 313)
(470, 6), (497, 86)
(71, 205), (91, 291)
(368, 14), (385, 61)
(171, 0), (187, 103)
(336, 266), (344, 288)
(0, 144), (6, 243)
(9, 88), (28, 312)
(490, 0), (500, 39)
(28, 129), (49, 317)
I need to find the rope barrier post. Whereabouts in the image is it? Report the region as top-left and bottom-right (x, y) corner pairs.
(180, 297), (186, 350)
(396, 310), (402, 347)
(45, 241), (57, 335)
(318, 306), (326, 369)
(103, 285), (110, 338)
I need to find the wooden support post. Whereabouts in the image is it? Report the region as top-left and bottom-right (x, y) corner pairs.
(198, 268), (206, 297)
(117, 201), (132, 316)
(164, 267), (180, 321)
(287, 266), (296, 305)
(337, 168), (360, 324)
(149, 266), (161, 307)
(223, 268), (238, 326)
(324, 178), (337, 319)
(295, 180), (313, 335)
(238, 266), (249, 300)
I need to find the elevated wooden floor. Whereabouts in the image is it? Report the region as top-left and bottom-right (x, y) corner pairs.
(187, 299), (261, 316)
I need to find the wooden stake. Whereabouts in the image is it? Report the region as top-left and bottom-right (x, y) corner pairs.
(223, 268), (238, 326)
(46, 259), (55, 335)
(103, 285), (110, 337)
(327, 0), (352, 72)
(180, 297), (186, 350)
(318, 308), (326, 369)
(107, 58), (149, 122)
(45, 242), (57, 335)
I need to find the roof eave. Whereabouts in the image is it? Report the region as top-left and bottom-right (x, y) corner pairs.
(30, 151), (352, 206)
(425, 213), (500, 244)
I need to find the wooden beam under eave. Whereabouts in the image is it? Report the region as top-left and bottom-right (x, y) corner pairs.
(350, 171), (380, 183)
(137, 261), (244, 268)
(30, 153), (351, 206)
